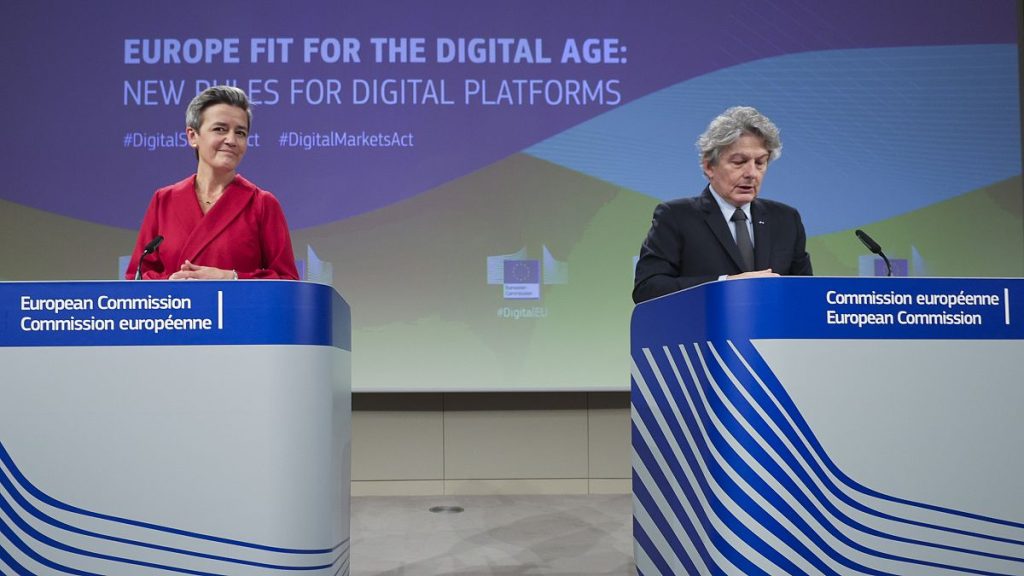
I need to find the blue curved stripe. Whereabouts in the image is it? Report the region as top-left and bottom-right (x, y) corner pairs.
(0, 440), (339, 555)
(632, 339), (1024, 575)
(636, 357), (785, 575)
(697, 342), (1021, 573)
(0, 523), (40, 576)
(0, 514), (103, 576)
(3, 488), (357, 576)
(0, 511), (348, 576)
(630, 457), (703, 575)
(331, 552), (350, 576)
(632, 515), (678, 576)
(0, 483), (244, 575)
(634, 359), (781, 575)
(720, 340), (1024, 548)
(634, 391), (774, 576)
(657, 345), (876, 575)
(636, 352), (810, 574)
(734, 339), (1024, 531)
(633, 409), (733, 575)
(0, 454), (339, 570)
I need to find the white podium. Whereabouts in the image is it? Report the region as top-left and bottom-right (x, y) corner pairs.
(0, 280), (351, 575)
(631, 277), (1024, 575)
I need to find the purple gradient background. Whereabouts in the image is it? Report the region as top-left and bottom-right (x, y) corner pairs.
(0, 0), (1014, 229)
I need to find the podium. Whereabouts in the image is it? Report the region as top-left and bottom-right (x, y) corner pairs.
(631, 277), (1024, 575)
(0, 281), (351, 575)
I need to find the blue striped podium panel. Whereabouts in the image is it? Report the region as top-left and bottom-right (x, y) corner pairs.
(631, 277), (1024, 576)
(0, 280), (351, 576)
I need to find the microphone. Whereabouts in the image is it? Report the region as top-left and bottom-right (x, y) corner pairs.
(134, 235), (164, 280)
(854, 229), (892, 277)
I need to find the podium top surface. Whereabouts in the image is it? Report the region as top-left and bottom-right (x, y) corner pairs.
(632, 277), (1024, 346)
(1, 280), (350, 349)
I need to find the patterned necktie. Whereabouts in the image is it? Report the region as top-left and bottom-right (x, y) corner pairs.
(731, 208), (754, 272)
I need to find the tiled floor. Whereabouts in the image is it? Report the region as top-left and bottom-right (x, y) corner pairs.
(351, 494), (637, 575)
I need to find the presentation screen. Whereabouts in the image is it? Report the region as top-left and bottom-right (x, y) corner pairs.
(1, 0), (1020, 391)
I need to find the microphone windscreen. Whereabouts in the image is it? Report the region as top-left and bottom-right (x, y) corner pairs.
(144, 235), (164, 252)
(855, 229), (882, 254)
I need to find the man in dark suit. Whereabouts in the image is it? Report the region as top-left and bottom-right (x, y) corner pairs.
(633, 106), (812, 304)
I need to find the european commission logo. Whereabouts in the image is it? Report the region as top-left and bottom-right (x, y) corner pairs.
(486, 246), (568, 300)
(503, 260), (541, 299)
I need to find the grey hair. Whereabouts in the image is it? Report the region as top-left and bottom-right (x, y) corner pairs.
(696, 106), (781, 168)
(185, 85), (252, 132)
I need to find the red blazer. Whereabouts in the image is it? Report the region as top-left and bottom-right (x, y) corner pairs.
(127, 175), (299, 280)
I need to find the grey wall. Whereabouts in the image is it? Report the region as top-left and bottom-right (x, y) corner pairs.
(352, 392), (631, 495)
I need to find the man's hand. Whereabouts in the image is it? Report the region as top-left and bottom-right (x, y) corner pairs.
(727, 269), (779, 280)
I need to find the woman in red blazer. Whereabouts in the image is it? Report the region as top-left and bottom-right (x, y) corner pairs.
(126, 86), (299, 280)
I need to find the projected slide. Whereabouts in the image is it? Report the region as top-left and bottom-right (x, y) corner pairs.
(0, 0), (1020, 391)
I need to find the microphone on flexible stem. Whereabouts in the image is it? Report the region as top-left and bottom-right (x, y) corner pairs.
(854, 229), (892, 277)
(134, 235), (164, 280)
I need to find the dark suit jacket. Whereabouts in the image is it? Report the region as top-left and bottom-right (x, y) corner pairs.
(632, 187), (812, 303)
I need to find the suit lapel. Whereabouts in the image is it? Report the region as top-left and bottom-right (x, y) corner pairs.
(700, 187), (746, 271)
(161, 176), (203, 267)
(179, 175), (255, 263)
(752, 200), (772, 270)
